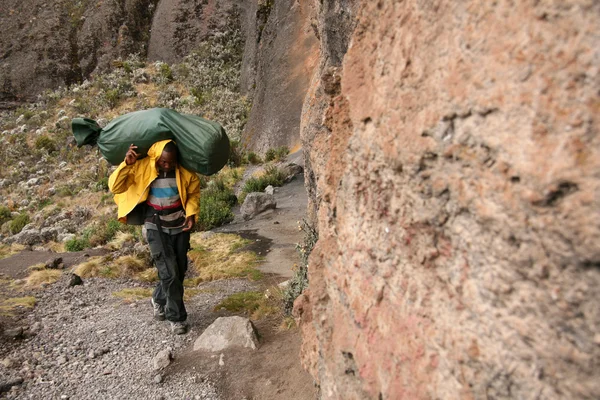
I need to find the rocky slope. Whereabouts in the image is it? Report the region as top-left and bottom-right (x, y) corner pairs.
(296, 1), (600, 399)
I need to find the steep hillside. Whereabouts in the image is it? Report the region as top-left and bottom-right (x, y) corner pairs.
(297, 1), (600, 399)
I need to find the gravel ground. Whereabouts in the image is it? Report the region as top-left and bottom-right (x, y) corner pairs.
(0, 275), (257, 400)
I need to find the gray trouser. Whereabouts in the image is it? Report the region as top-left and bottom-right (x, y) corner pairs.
(146, 229), (190, 322)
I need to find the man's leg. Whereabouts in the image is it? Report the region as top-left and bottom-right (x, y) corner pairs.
(147, 229), (187, 323)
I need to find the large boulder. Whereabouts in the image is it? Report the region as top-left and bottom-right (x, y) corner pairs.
(193, 316), (259, 352)
(240, 193), (276, 221)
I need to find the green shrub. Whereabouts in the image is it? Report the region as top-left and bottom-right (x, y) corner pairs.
(265, 148), (276, 162)
(103, 89), (121, 109)
(34, 135), (57, 153)
(9, 213), (30, 234)
(66, 218), (136, 251)
(0, 206), (11, 226)
(65, 237), (89, 252)
(158, 63), (173, 82)
(265, 146), (289, 162)
(196, 185), (236, 231)
(274, 146), (289, 160)
(247, 152), (262, 165)
(94, 177), (109, 192)
(241, 165), (286, 201)
(228, 140), (243, 167)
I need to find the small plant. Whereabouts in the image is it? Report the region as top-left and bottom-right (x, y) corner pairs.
(25, 269), (61, 287)
(283, 219), (318, 314)
(215, 287), (282, 320)
(9, 213), (30, 234)
(34, 135), (57, 153)
(0, 296), (36, 317)
(247, 152), (262, 165)
(187, 233), (261, 283)
(113, 288), (153, 302)
(228, 140), (244, 167)
(265, 148), (276, 162)
(197, 192), (235, 231)
(158, 63), (174, 82)
(265, 146), (289, 162)
(240, 165), (286, 202)
(65, 237), (89, 252)
(0, 206), (11, 226)
(102, 89), (121, 109)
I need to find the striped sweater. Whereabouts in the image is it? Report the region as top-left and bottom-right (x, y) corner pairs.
(144, 170), (186, 229)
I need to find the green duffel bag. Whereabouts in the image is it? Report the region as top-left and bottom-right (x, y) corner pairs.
(72, 108), (230, 176)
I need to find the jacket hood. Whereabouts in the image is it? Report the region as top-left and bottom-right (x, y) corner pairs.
(147, 139), (175, 161)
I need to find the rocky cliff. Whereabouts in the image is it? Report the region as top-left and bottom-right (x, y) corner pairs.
(0, 0), (157, 106)
(296, 1), (600, 399)
(1, 0), (316, 152)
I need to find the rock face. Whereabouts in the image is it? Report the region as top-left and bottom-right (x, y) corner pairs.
(296, 1), (600, 399)
(240, 0), (320, 153)
(0, 0), (157, 105)
(193, 316), (259, 352)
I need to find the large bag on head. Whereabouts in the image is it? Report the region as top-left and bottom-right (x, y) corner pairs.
(71, 108), (230, 175)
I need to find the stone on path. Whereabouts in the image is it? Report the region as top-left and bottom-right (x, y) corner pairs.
(241, 193), (276, 221)
(69, 274), (83, 287)
(0, 377), (23, 393)
(152, 349), (172, 371)
(193, 316), (259, 352)
(3, 327), (23, 339)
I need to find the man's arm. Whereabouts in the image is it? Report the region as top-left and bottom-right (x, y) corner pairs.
(108, 144), (139, 194)
(182, 173), (200, 231)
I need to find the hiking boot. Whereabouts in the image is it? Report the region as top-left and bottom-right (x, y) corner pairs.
(151, 298), (165, 321)
(170, 321), (189, 335)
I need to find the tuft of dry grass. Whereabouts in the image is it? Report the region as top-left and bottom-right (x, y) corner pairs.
(25, 270), (62, 287)
(0, 243), (26, 260)
(112, 288), (152, 303)
(135, 268), (158, 283)
(214, 286), (284, 321)
(187, 233), (262, 284)
(28, 263), (47, 271)
(107, 231), (136, 250)
(112, 255), (147, 277)
(0, 296), (36, 316)
(73, 255), (150, 279)
(45, 241), (66, 253)
(73, 257), (116, 278)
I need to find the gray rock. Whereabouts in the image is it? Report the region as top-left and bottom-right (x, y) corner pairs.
(40, 228), (59, 243)
(44, 257), (63, 269)
(153, 374), (163, 384)
(12, 229), (43, 246)
(152, 349), (172, 371)
(264, 185), (274, 195)
(59, 233), (76, 243)
(55, 116), (70, 130)
(26, 178), (40, 187)
(193, 316), (259, 352)
(1, 357), (16, 369)
(69, 274), (83, 287)
(285, 163), (304, 176)
(0, 377), (23, 393)
(4, 327), (24, 339)
(240, 193), (276, 221)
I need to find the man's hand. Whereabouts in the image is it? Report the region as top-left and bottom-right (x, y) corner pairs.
(125, 144), (139, 166)
(182, 216), (195, 232)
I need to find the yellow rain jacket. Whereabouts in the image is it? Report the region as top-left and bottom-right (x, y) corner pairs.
(108, 140), (200, 224)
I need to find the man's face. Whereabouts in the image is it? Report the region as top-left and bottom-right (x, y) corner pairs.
(157, 151), (177, 172)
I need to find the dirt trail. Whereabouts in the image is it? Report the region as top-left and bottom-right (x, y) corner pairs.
(0, 161), (317, 399)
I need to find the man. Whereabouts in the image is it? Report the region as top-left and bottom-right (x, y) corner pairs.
(108, 140), (200, 334)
